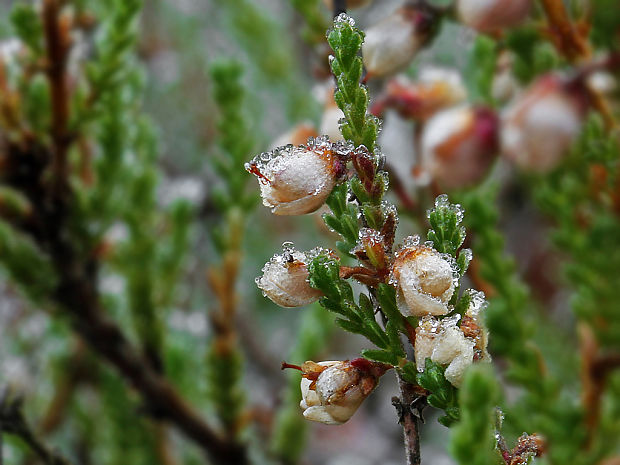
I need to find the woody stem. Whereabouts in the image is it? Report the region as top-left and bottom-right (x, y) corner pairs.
(397, 375), (422, 465)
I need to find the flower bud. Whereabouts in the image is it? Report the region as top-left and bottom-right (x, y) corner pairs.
(246, 136), (347, 215)
(390, 237), (455, 317)
(501, 74), (587, 173)
(294, 358), (389, 425)
(493, 52), (521, 105)
(418, 105), (499, 190)
(457, 0), (531, 34)
(256, 245), (328, 308)
(362, 4), (438, 79)
(415, 316), (474, 387)
(371, 68), (467, 121)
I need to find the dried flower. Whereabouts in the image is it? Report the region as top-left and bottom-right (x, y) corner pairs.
(457, 0), (531, 34)
(501, 74), (588, 173)
(390, 237), (455, 317)
(371, 68), (467, 121)
(418, 105), (499, 189)
(362, 4), (438, 78)
(285, 358), (389, 425)
(246, 136), (348, 215)
(256, 245), (330, 308)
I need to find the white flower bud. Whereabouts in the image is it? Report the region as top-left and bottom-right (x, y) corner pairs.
(256, 245), (327, 308)
(297, 359), (388, 425)
(390, 237), (455, 317)
(415, 316), (475, 387)
(501, 75), (587, 173)
(492, 51), (520, 103)
(362, 5), (437, 78)
(418, 105), (499, 189)
(246, 136), (347, 215)
(457, 0), (531, 34)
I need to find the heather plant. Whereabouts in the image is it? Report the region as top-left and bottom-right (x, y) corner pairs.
(1, 1), (620, 465)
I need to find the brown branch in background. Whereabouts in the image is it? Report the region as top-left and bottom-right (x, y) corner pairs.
(40, 341), (88, 434)
(579, 323), (620, 448)
(539, 0), (590, 62)
(42, 0), (72, 192)
(0, 388), (72, 465)
(206, 210), (247, 439)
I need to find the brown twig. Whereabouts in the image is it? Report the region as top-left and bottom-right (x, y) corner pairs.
(579, 323), (620, 447)
(0, 388), (72, 465)
(395, 376), (424, 465)
(40, 340), (88, 434)
(332, 0), (346, 18)
(539, 0), (590, 63)
(42, 0), (72, 193)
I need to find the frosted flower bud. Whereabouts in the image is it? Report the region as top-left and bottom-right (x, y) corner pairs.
(391, 237), (455, 317)
(362, 4), (438, 78)
(246, 136), (347, 215)
(415, 316), (474, 387)
(296, 358), (389, 425)
(461, 291), (491, 362)
(457, 0), (531, 34)
(501, 74), (587, 173)
(256, 245), (329, 308)
(371, 69), (467, 121)
(419, 105), (499, 189)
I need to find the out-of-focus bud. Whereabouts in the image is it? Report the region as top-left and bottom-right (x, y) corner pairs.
(319, 90), (345, 142)
(256, 244), (331, 308)
(289, 358), (389, 425)
(390, 236), (455, 317)
(362, 4), (439, 79)
(492, 51), (519, 103)
(371, 68), (467, 121)
(246, 136), (348, 215)
(501, 74), (588, 173)
(418, 105), (499, 190)
(457, 0), (531, 34)
(415, 316), (475, 387)
(269, 122), (318, 150)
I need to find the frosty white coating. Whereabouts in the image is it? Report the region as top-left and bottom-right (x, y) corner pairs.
(391, 238), (456, 317)
(299, 361), (376, 425)
(246, 136), (340, 215)
(255, 245), (326, 308)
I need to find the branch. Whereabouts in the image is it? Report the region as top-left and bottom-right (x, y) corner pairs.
(539, 0), (590, 62)
(394, 376), (424, 465)
(0, 388), (72, 465)
(42, 0), (72, 192)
